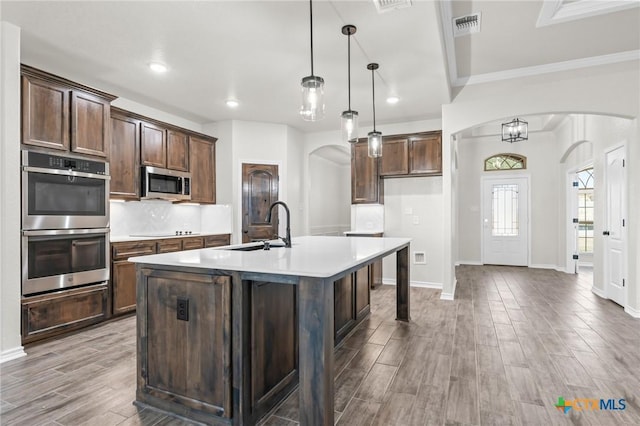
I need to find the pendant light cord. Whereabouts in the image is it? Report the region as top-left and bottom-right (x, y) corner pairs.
(347, 32), (351, 111)
(309, 0), (314, 76)
(371, 68), (376, 131)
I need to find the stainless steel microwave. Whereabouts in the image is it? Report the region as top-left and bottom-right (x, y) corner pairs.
(141, 166), (191, 201)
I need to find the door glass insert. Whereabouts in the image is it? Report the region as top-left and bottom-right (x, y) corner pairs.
(492, 184), (519, 236)
(577, 167), (594, 253)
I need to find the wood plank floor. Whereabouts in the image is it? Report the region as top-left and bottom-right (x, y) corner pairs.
(2, 265), (640, 425)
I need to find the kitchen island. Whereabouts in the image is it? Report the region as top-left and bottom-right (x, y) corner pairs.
(129, 235), (410, 425)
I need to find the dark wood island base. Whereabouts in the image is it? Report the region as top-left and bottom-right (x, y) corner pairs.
(132, 237), (410, 425)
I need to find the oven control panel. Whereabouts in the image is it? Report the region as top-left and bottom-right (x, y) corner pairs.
(24, 151), (108, 175)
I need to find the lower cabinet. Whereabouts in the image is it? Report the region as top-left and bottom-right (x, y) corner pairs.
(111, 234), (230, 317)
(21, 283), (108, 344)
(334, 265), (372, 345)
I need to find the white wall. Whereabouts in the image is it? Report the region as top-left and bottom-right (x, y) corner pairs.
(382, 177), (444, 287)
(0, 22), (25, 362)
(457, 131), (560, 268)
(309, 154), (350, 236)
(443, 61), (640, 308)
(286, 126), (305, 237)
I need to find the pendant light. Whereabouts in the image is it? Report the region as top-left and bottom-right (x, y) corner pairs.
(367, 63), (382, 158)
(341, 25), (358, 143)
(501, 118), (528, 143)
(300, 0), (325, 121)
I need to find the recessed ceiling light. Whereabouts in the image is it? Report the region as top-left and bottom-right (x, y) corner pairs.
(386, 96), (400, 105)
(148, 62), (167, 73)
(226, 99), (239, 108)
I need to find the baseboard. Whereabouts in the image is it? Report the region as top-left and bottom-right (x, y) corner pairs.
(1, 346), (26, 364)
(440, 278), (457, 301)
(456, 260), (483, 266)
(382, 278), (442, 289)
(529, 264), (564, 272)
(591, 286), (606, 299)
(624, 305), (640, 318)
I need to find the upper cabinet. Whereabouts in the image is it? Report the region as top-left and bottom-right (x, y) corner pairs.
(109, 108), (216, 202)
(351, 139), (383, 204)
(109, 109), (140, 199)
(21, 65), (115, 158)
(141, 123), (189, 171)
(189, 136), (216, 204)
(380, 131), (442, 177)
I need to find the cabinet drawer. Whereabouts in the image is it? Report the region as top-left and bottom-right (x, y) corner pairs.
(22, 283), (107, 344)
(204, 234), (231, 248)
(112, 241), (156, 260)
(157, 239), (183, 253)
(182, 237), (204, 250)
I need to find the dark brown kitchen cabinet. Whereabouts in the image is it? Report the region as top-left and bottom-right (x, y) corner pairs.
(21, 283), (108, 344)
(21, 65), (115, 158)
(182, 236), (204, 250)
(351, 140), (383, 204)
(334, 274), (355, 343)
(380, 137), (409, 176)
(141, 121), (167, 168)
(409, 132), (442, 175)
(109, 110), (140, 199)
(378, 131), (442, 177)
(189, 136), (217, 204)
(110, 234), (230, 316)
(167, 130), (189, 171)
(354, 266), (371, 319)
(205, 234), (231, 248)
(112, 241), (156, 315)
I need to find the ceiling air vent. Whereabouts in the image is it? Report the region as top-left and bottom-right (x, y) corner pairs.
(373, 0), (412, 14)
(453, 12), (481, 37)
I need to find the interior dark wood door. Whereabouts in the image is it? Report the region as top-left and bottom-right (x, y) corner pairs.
(242, 164), (278, 243)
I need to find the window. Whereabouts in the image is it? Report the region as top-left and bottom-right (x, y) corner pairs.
(484, 154), (526, 171)
(492, 184), (519, 236)
(577, 167), (594, 253)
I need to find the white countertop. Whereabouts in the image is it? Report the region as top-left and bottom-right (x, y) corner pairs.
(343, 230), (384, 235)
(110, 232), (229, 243)
(129, 235), (411, 279)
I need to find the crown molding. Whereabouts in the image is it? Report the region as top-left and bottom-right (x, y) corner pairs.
(537, 0), (639, 28)
(452, 50), (640, 87)
(438, 0), (459, 90)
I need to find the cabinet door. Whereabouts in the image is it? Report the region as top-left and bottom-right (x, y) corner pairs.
(112, 261), (137, 315)
(351, 141), (382, 204)
(334, 274), (355, 342)
(21, 75), (70, 151)
(110, 114), (140, 199)
(166, 130), (189, 171)
(380, 137), (409, 176)
(409, 133), (442, 175)
(189, 136), (216, 204)
(141, 122), (167, 168)
(157, 239), (183, 253)
(354, 266), (370, 319)
(71, 91), (110, 157)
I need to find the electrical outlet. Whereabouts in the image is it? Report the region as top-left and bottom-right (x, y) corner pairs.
(177, 297), (189, 321)
(412, 215), (420, 225)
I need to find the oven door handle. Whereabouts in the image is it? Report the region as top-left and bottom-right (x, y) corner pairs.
(23, 228), (110, 236)
(22, 166), (111, 180)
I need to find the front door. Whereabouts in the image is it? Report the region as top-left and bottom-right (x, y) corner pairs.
(482, 177), (529, 266)
(242, 163), (279, 243)
(604, 146), (626, 306)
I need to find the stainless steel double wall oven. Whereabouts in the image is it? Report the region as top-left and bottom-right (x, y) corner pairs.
(21, 150), (110, 296)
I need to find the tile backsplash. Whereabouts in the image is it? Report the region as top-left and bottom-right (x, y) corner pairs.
(351, 204), (384, 232)
(110, 200), (232, 237)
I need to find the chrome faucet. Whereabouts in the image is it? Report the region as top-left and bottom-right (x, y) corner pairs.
(266, 201), (292, 248)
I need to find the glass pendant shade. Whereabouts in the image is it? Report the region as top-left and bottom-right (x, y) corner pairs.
(341, 110), (358, 143)
(368, 130), (382, 158)
(300, 75), (325, 121)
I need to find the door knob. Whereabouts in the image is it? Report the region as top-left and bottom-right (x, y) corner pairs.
(243, 230), (248, 234)
(603, 231), (610, 236)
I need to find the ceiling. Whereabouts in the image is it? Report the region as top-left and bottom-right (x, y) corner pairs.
(1, 1), (638, 134)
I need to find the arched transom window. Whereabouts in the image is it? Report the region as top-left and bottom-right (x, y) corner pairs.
(484, 154), (527, 171)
